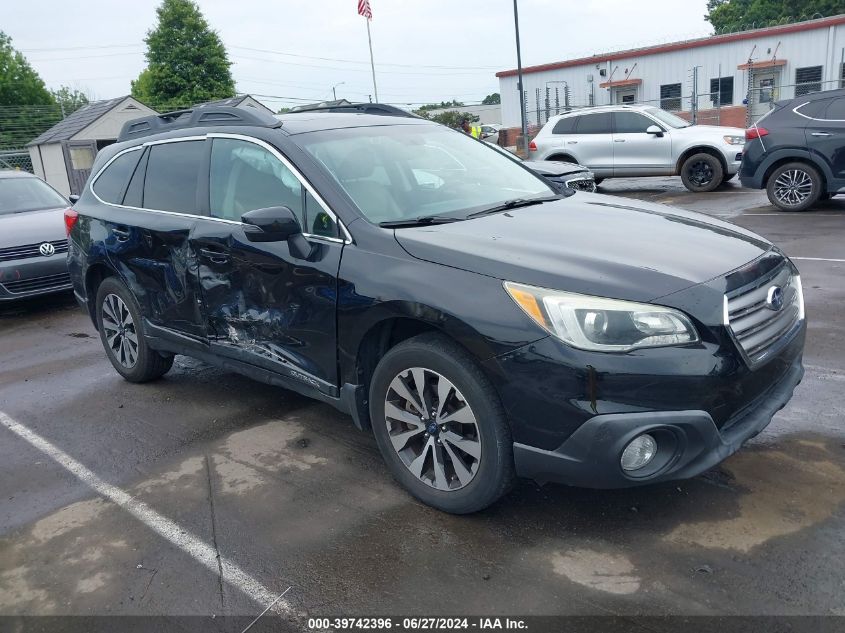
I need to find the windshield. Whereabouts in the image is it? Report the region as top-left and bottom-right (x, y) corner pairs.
(644, 107), (691, 129)
(299, 124), (553, 223)
(0, 177), (68, 216)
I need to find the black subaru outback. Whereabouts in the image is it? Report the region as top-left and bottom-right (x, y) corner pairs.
(67, 105), (805, 513)
(739, 87), (845, 211)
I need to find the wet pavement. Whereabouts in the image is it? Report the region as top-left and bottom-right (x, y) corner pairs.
(0, 177), (843, 625)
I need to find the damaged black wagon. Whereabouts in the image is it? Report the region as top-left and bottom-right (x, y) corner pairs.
(67, 105), (805, 514)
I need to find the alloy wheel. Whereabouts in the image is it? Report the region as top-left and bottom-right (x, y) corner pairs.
(384, 367), (482, 491)
(773, 169), (813, 206)
(101, 293), (139, 368)
(688, 160), (714, 186)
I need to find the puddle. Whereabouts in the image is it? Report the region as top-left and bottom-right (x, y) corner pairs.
(667, 441), (845, 552)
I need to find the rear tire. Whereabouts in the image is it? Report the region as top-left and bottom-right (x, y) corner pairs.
(766, 162), (822, 212)
(369, 333), (514, 514)
(681, 153), (724, 192)
(95, 277), (173, 383)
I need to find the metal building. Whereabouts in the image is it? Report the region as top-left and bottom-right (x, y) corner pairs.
(496, 14), (845, 131)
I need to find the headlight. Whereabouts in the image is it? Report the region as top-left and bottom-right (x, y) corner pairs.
(723, 135), (745, 145)
(504, 281), (699, 352)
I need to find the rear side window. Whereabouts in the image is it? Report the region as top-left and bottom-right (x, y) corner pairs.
(823, 97), (845, 120)
(93, 149), (142, 204)
(143, 141), (204, 213)
(795, 99), (831, 119)
(575, 113), (612, 134)
(552, 116), (577, 134)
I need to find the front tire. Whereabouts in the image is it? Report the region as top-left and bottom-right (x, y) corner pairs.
(766, 162), (822, 212)
(95, 277), (173, 382)
(681, 153), (724, 192)
(369, 333), (514, 514)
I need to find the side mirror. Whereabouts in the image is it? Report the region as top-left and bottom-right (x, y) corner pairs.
(241, 206), (301, 242)
(68, 194), (80, 204)
(646, 125), (664, 136)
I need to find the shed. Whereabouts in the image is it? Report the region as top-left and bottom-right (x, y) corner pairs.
(26, 96), (157, 196)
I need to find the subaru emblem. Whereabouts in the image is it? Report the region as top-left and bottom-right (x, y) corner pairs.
(39, 242), (56, 257)
(766, 285), (784, 311)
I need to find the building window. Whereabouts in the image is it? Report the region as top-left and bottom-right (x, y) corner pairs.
(795, 66), (822, 97)
(709, 77), (734, 106)
(660, 83), (682, 111)
(840, 63), (845, 89)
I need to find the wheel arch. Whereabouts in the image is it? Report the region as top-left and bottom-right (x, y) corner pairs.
(675, 145), (727, 175)
(760, 152), (830, 190)
(546, 152), (578, 164)
(84, 262), (120, 329)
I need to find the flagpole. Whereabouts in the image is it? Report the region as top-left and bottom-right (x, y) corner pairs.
(366, 19), (379, 102)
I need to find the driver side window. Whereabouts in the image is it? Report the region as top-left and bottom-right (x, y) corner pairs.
(209, 138), (305, 226)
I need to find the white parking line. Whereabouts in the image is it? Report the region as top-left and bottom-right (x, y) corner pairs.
(0, 411), (294, 617)
(791, 257), (845, 263)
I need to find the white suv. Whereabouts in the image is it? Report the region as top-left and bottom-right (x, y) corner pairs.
(529, 104), (746, 192)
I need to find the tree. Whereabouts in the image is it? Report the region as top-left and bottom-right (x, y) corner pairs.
(415, 100), (465, 113)
(0, 31), (53, 106)
(421, 110), (480, 129)
(51, 86), (89, 116)
(705, 0), (842, 32)
(481, 93), (501, 105)
(131, 0), (236, 109)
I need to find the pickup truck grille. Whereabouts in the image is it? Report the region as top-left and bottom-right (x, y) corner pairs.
(727, 263), (802, 365)
(0, 240), (68, 262)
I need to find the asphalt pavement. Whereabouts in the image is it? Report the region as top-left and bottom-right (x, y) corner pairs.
(1, 177), (843, 629)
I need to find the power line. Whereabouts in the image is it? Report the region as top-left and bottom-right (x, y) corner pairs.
(231, 54), (493, 77)
(230, 45), (504, 70)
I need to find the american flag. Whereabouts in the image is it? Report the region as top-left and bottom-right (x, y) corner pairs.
(357, 0), (372, 20)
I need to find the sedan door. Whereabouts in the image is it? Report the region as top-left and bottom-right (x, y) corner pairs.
(567, 112), (614, 175)
(190, 135), (345, 396)
(611, 111), (673, 176)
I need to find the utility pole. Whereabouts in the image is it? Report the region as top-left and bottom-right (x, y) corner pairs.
(512, 0), (529, 155)
(332, 82), (345, 101)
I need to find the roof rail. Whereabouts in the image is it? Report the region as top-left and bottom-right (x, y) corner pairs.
(285, 102), (419, 118)
(118, 105), (282, 142)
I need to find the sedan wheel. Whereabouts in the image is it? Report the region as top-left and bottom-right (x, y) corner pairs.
(101, 293), (139, 368)
(385, 367), (481, 491)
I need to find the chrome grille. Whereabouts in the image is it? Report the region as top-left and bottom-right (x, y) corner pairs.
(1, 272), (71, 294)
(0, 240), (68, 262)
(727, 264), (802, 365)
(564, 177), (596, 192)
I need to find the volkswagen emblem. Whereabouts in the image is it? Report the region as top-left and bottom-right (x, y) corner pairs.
(766, 285), (784, 311)
(39, 242), (56, 257)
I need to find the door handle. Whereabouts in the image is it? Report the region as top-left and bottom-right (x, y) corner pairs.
(111, 226), (130, 242)
(614, 139), (626, 142)
(810, 132), (831, 137)
(199, 247), (230, 264)
(566, 141), (578, 144)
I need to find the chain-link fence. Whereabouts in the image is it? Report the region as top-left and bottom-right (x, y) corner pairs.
(0, 149), (33, 172)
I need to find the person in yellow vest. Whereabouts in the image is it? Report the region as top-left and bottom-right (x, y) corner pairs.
(460, 118), (482, 139)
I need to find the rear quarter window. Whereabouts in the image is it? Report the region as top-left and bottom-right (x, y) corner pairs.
(552, 117), (577, 134)
(92, 149), (143, 204)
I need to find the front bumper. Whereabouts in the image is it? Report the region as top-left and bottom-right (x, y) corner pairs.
(513, 356), (803, 487)
(0, 257), (71, 301)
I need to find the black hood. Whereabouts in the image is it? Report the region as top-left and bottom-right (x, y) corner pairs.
(522, 160), (588, 177)
(393, 193), (772, 302)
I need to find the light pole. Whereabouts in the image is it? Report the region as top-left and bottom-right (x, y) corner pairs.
(332, 82), (345, 101)
(512, 0), (528, 156)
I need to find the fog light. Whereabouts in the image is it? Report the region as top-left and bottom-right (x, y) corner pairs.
(621, 434), (657, 471)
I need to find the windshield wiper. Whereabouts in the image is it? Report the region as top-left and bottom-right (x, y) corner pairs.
(378, 215), (462, 228)
(466, 195), (559, 219)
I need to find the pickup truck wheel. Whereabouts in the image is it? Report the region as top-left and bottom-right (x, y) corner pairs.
(766, 162), (822, 212)
(95, 277), (174, 382)
(369, 333), (514, 514)
(681, 153), (724, 192)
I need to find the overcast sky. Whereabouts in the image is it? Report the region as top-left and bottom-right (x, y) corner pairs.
(6, 0), (711, 110)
